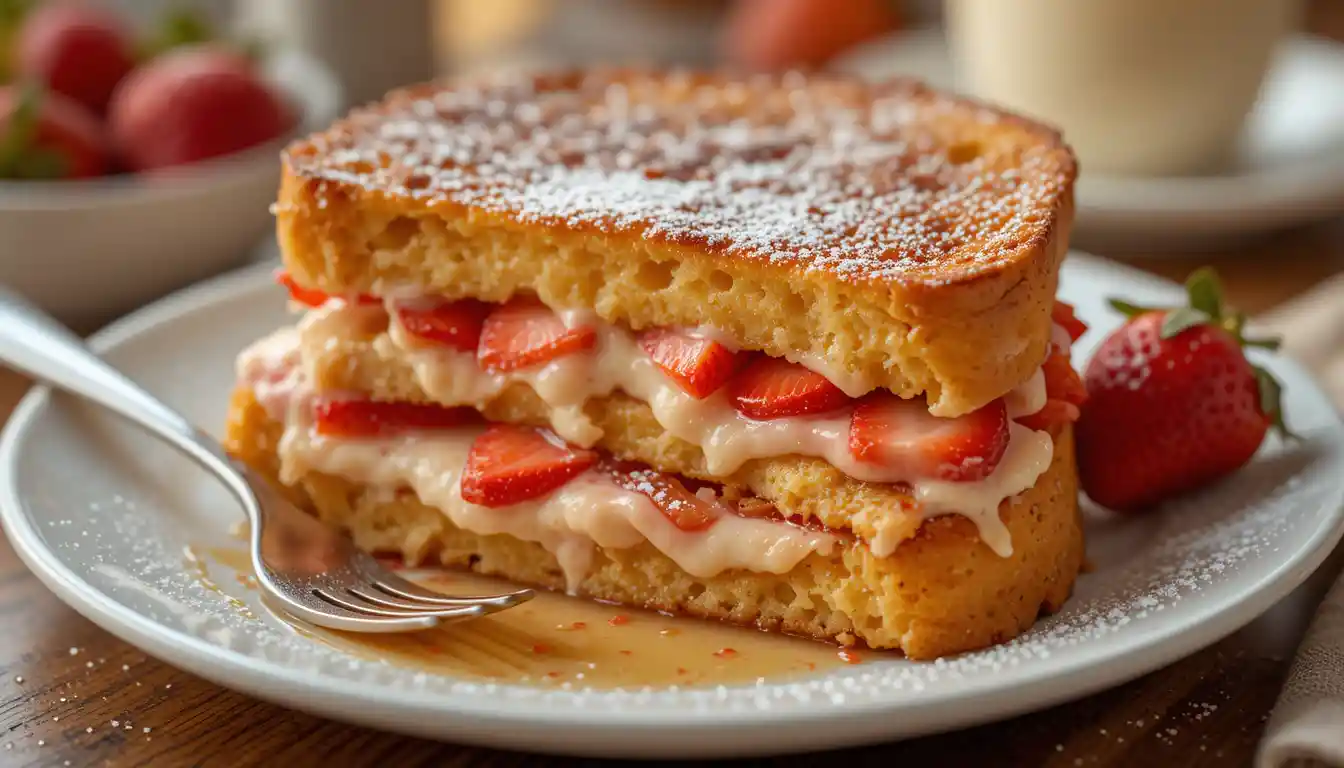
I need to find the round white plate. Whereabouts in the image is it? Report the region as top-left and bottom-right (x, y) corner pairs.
(836, 32), (1344, 250)
(2, 256), (1343, 759)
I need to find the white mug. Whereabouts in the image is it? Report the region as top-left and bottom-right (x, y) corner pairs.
(944, 0), (1302, 177)
(236, 0), (437, 109)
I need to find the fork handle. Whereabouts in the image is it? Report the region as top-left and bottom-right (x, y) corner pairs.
(0, 286), (241, 486)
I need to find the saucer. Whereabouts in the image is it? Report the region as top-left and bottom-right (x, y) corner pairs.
(836, 31), (1344, 251)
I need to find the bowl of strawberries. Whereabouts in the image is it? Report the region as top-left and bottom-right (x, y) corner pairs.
(0, 1), (340, 327)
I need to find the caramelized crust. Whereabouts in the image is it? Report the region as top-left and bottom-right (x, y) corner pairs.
(226, 387), (1084, 658)
(277, 69), (1076, 416)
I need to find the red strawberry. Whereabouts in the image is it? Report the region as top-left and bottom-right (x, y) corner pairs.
(0, 84), (108, 179)
(727, 356), (850, 419)
(1016, 400), (1081, 433)
(15, 2), (135, 114)
(397, 299), (491, 352)
(460, 425), (598, 508)
(849, 393), (1010, 482)
(639, 329), (739, 399)
(314, 398), (478, 438)
(477, 297), (597, 372)
(1016, 347), (1089, 432)
(1077, 268), (1290, 512)
(1052, 301), (1089, 343)
(601, 462), (722, 531)
(274, 270), (378, 307)
(1041, 349), (1089, 408)
(110, 45), (291, 172)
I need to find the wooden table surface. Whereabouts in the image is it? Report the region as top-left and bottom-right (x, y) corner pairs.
(5, 6), (1344, 763)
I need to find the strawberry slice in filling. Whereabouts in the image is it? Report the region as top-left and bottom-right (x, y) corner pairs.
(275, 270), (378, 308)
(314, 397), (479, 438)
(477, 297), (598, 372)
(1052, 301), (1089, 343)
(848, 393), (1011, 482)
(460, 424), (599, 508)
(600, 460), (725, 532)
(1016, 347), (1088, 432)
(726, 355), (850, 419)
(638, 329), (740, 399)
(396, 299), (491, 352)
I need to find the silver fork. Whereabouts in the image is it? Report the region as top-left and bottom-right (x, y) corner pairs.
(0, 286), (533, 632)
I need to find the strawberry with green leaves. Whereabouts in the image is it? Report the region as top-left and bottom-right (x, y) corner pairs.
(0, 83), (108, 179)
(1076, 268), (1292, 512)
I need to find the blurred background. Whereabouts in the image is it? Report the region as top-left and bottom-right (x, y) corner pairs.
(0, 0), (1341, 330)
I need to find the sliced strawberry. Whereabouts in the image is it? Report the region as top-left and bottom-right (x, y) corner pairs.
(1016, 350), (1088, 432)
(848, 393), (1010, 482)
(477, 297), (597, 372)
(1041, 348), (1088, 407)
(460, 425), (598, 508)
(274, 270), (378, 308)
(1052, 301), (1088, 344)
(396, 299), (491, 352)
(727, 356), (850, 419)
(314, 398), (478, 438)
(601, 462), (722, 532)
(1015, 400), (1081, 432)
(638, 329), (739, 399)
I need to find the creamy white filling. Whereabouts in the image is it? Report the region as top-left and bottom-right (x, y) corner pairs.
(310, 300), (1052, 484)
(268, 394), (837, 592)
(290, 302), (1055, 557)
(238, 324), (1060, 560)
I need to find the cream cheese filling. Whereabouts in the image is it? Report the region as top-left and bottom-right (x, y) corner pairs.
(238, 322), (1061, 560)
(236, 330), (838, 591)
(292, 302), (1054, 557)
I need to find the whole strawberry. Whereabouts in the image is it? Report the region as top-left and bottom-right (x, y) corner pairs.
(0, 83), (109, 179)
(1076, 268), (1290, 512)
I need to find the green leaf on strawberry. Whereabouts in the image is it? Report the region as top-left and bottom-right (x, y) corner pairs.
(0, 84), (68, 179)
(1106, 298), (1159, 318)
(0, 0), (35, 83)
(0, 81), (40, 177)
(1252, 365), (1295, 441)
(1159, 306), (1212, 338)
(1184, 267), (1224, 319)
(0, 79), (38, 158)
(139, 6), (214, 61)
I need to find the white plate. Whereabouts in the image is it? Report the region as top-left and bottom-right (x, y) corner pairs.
(836, 32), (1344, 250)
(2, 255), (1343, 759)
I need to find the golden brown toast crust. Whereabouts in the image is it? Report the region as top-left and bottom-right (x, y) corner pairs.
(225, 386), (1084, 659)
(276, 70), (1077, 415)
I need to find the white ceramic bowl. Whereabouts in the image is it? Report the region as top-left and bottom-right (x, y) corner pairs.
(0, 49), (342, 328)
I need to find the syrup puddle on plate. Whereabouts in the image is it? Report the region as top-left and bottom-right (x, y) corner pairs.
(189, 545), (858, 689)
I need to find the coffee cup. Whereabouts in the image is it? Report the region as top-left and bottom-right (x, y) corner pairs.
(944, 0), (1302, 176)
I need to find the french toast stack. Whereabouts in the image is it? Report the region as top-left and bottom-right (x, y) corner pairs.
(225, 70), (1086, 659)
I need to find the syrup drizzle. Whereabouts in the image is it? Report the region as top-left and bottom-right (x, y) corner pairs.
(194, 546), (857, 689)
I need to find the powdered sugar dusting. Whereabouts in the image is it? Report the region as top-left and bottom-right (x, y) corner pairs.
(29, 426), (1340, 723)
(284, 70), (1075, 284)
